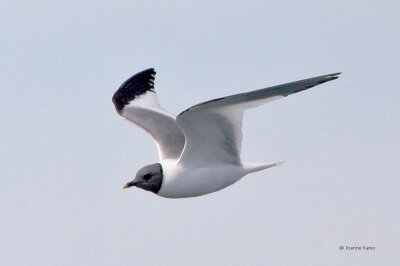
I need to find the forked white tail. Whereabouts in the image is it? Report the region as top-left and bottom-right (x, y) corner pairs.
(243, 161), (284, 174)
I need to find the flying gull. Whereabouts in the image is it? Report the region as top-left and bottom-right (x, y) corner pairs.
(112, 69), (340, 198)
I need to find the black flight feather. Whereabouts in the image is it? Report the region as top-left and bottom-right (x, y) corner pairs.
(112, 68), (156, 114)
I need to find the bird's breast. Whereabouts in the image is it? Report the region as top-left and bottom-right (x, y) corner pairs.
(157, 161), (245, 198)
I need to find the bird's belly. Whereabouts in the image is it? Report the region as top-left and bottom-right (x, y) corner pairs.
(157, 164), (245, 198)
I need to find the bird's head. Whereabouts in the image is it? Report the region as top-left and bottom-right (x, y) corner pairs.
(123, 163), (163, 194)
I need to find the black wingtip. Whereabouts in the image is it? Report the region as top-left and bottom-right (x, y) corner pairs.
(329, 72), (340, 77)
(112, 68), (156, 113)
(325, 72), (341, 82)
(293, 72), (341, 92)
(329, 72), (341, 76)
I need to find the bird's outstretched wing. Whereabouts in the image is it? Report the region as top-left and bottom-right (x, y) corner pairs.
(176, 72), (340, 167)
(112, 68), (185, 160)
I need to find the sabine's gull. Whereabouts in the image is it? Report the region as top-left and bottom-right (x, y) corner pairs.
(113, 69), (340, 198)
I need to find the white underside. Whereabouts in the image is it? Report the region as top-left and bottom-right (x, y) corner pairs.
(157, 160), (280, 198)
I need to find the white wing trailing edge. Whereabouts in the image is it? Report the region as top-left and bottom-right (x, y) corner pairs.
(176, 72), (341, 167)
(112, 68), (185, 161)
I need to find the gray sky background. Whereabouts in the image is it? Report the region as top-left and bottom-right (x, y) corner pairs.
(1, 1), (399, 265)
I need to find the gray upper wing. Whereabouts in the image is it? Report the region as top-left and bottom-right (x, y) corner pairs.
(179, 72), (341, 116)
(175, 73), (340, 167)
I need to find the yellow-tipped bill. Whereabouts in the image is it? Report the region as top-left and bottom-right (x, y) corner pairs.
(122, 183), (130, 189)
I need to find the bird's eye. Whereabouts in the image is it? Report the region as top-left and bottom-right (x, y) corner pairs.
(143, 174), (152, 180)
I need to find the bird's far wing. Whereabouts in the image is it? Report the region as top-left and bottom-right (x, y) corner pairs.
(176, 72), (340, 167)
(112, 68), (185, 161)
